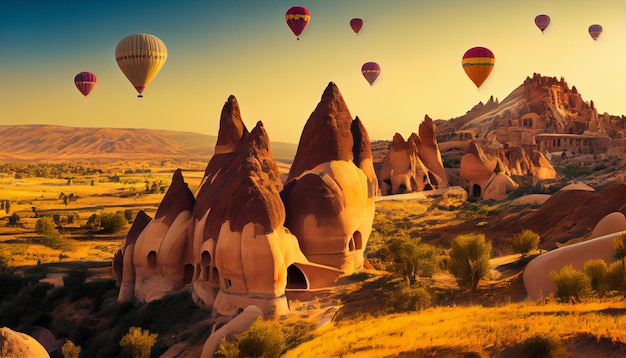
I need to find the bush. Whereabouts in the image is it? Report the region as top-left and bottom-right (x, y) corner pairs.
(549, 265), (591, 302)
(99, 212), (128, 234)
(583, 259), (607, 295)
(448, 233), (492, 294)
(523, 333), (567, 358)
(510, 230), (540, 257)
(119, 326), (158, 358)
(8, 212), (19, 226)
(613, 233), (626, 259)
(604, 260), (626, 292)
(383, 278), (433, 313)
(62, 340), (81, 358)
(218, 318), (286, 358)
(35, 217), (58, 238)
(383, 235), (440, 283)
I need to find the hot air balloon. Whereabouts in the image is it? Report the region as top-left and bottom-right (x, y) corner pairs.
(115, 33), (167, 98)
(534, 14), (550, 33)
(350, 18), (363, 34)
(588, 24), (602, 40)
(74, 72), (97, 99)
(462, 47), (495, 89)
(285, 6), (310, 40)
(361, 62), (380, 85)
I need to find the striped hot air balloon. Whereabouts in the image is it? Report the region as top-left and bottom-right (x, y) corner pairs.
(461, 47), (495, 89)
(534, 14), (550, 33)
(588, 24), (602, 40)
(361, 62), (380, 85)
(285, 6), (310, 40)
(115, 33), (167, 98)
(74, 71), (97, 99)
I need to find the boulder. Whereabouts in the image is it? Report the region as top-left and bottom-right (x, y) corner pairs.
(0, 327), (49, 358)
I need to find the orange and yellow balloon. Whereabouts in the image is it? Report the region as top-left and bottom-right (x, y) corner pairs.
(115, 33), (168, 98)
(461, 47), (495, 89)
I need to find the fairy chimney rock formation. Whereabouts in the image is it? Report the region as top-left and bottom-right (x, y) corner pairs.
(282, 83), (375, 275)
(118, 169), (196, 303)
(414, 115), (449, 188)
(215, 95), (248, 155)
(287, 82), (354, 181)
(351, 116), (379, 197)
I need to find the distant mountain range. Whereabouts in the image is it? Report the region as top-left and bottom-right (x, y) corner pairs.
(0, 125), (298, 162)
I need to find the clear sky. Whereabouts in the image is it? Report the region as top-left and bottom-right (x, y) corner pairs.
(1, 0), (624, 144)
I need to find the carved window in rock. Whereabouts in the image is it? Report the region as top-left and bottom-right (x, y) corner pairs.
(183, 264), (194, 285)
(224, 278), (232, 291)
(286, 264), (308, 289)
(212, 267), (220, 285)
(201, 250), (211, 281)
(147, 251), (157, 269)
(472, 184), (482, 198)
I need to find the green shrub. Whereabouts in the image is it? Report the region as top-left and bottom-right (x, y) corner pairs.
(35, 217), (59, 238)
(383, 235), (440, 283)
(583, 259), (607, 295)
(448, 233), (492, 293)
(510, 230), (540, 257)
(119, 326), (158, 358)
(99, 212), (128, 234)
(383, 278), (433, 313)
(549, 265), (591, 302)
(613, 233), (626, 259)
(61, 340), (81, 358)
(218, 318), (286, 358)
(523, 333), (567, 358)
(604, 260), (626, 292)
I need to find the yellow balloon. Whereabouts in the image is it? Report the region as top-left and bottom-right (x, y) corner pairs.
(115, 33), (167, 97)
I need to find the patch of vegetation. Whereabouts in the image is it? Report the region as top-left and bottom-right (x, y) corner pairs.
(119, 326), (158, 358)
(555, 165), (593, 179)
(448, 233), (491, 294)
(549, 265), (591, 302)
(218, 318), (286, 358)
(510, 229), (541, 257)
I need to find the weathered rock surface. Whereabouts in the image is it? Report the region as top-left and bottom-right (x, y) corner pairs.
(0, 327), (49, 358)
(287, 82), (354, 181)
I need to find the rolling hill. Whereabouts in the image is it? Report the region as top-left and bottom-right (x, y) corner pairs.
(0, 125), (297, 162)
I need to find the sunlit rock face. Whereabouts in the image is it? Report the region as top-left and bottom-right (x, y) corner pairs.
(0, 327), (49, 358)
(414, 115), (449, 188)
(378, 117), (448, 196)
(115, 83), (374, 317)
(460, 141), (518, 200)
(117, 169), (195, 303)
(506, 145), (557, 180)
(282, 82), (375, 275)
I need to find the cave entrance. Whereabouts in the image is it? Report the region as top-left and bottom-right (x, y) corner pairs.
(286, 264), (308, 290)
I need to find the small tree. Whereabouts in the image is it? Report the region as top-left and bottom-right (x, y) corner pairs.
(218, 318), (286, 358)
(449, 233), (492, 294)
(7, 212), (20, 226)
(613, 232), (626, 260)
(35, 217), (59, 238)
(511, 229), (541, 257)
(119, 326), (158, 358)
(61, 340), (81, 358)
(384, 235), (440, 284)
(549, 265), (591, 302)
(99, 212), (128, 234)
(583, 259), (607, 295)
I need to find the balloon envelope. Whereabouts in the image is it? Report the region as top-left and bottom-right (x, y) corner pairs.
(361, 62), (380, 85)
(285, 6), (310, 39)
(534, 14), (550, 33)
(462, 47), (495, 88)
(588, 24), (602, 40)
(350, 18), (363, 33)
(115, 33), (167, 97)
(74, 71), (97, 98)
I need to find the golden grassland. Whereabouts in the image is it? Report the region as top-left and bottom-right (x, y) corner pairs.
(284, 298), (626, 357)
